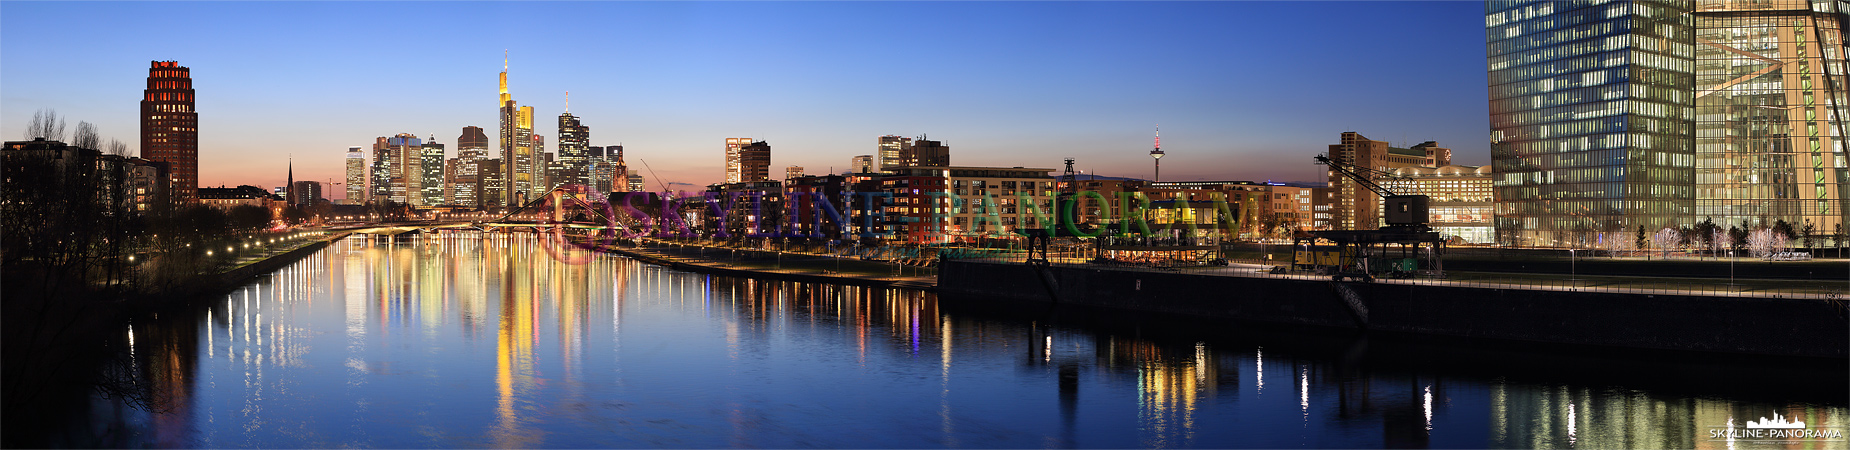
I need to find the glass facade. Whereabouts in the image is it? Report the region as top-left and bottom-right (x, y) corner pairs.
(1488, 0), (1697, 247)
(1692, 0), (1850, 237)
(1491, 0), (1850, 248)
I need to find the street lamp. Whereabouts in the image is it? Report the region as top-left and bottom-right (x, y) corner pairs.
(1567, 248), (1576, 290)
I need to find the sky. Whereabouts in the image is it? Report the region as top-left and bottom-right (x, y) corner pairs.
(1, 1), (1490, 198)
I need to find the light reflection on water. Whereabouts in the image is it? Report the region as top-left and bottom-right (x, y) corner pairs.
(112, 232), (1846, 448)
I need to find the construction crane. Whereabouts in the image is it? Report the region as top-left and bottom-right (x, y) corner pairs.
(1313, 154), (1429, 230)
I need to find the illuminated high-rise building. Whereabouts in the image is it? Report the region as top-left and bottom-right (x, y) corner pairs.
(140, 60), (198, 203)
(345, 146), (366, 204)
(453, 126), (488, 207)
(725, 140), (771, 183)
(530, 132), (546, 192)
(498, 54), (535, 207)
(374, 133), (420, 204)
(1487, 0), (1849, 247)
(1691, 0), (1849, 242)
(724, 137), (752, 183)
(420, 137), (445, 206)
(557, 97), (590, 187)
(877, 135), (911, 170)
(786, 165), (805, 180)
(370, 136), (392, 201)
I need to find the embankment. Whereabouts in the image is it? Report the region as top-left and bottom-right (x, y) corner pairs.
(937, 260), (1848, 358)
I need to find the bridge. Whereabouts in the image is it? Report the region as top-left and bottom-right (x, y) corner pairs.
(336, 185), (644, 241)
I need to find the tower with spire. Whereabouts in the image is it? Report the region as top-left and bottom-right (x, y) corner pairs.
(1149, 126), (1164, 182)
(498, 51), (535, 207)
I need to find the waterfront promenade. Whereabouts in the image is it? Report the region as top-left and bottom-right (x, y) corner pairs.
(571, 235), (1847, 300)
(581, 238), (938, 290)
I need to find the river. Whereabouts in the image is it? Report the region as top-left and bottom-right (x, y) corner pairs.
(92, 231), (1846, 448)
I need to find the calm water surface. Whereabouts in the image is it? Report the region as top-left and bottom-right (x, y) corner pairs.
(113, 232), (1846, 448)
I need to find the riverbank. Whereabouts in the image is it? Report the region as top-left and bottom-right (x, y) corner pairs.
(0, 230), (350, 448)
(581, 238), (936, 290)
(938, 259), (1849, 358)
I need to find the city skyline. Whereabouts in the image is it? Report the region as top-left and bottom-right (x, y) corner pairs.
(1, 2), (1491, 197)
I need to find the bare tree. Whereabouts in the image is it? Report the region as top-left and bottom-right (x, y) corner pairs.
(23, 109), (66, 141)
(70, 121), (99, 150)
(1652, 227), (1680, 258)
(105, 139), (129, 157)
(1747, 228), (1787, 258)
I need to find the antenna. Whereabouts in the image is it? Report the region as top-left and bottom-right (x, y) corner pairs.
(503, 50), (508, 70)
(564, 91), (570, 112)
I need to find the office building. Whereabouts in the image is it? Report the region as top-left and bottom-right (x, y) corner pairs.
(1487, 0), (1847, 247)
(877, 135), (910, 170)
(558, 109), (589, 187)
(498, 57), (537, 207)
(479, 159), (505, 209)
(345, 146), (366, 204)
(627, 174), (645, 193)
(724, 138), (751, 183)
(1326, 132), (1449, 230)
(1385, 165), (1495, 244)
(850, 155), (875, 174)
(374, 134), (420, 205)
(290, 180), (322, 206)
(140, 60), (198, 203)
(453, 126), (488, 207)
(723, 139), (770, 183)
(786, 165), (804, 180)
(905, 136), (951, 168)
(420, 138), (445, 206)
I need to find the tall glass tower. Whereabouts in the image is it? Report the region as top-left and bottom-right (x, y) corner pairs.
(1488, 0), (1700, 247)
(1489, 0), (1850, 248)
(1692, 0), (1850, 239)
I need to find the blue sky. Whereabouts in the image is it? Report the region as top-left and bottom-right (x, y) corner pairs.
(1, 1), (1489, 197)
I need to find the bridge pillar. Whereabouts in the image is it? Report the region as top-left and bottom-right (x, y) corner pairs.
(552, 190), (565, 223)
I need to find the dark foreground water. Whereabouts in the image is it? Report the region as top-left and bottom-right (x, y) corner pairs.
(90, 232), (1846, 448)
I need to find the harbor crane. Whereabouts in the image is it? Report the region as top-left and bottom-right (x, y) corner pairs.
(1301, 154), (1444, 281)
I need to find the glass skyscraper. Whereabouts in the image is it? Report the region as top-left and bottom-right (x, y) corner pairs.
(1692, 0), (1849, 240)
(1489, 0), (1849, 247)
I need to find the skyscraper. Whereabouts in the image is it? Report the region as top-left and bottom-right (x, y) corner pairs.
(1692, 0), (1849, 241)
(420, 137), (445, 206)
(850, 155), (875, 174)
(530, 132), (546, 192)
(877, 135), (911, 170)
(1487, 0), (1849, 247)
(740, 140), (771, 183)
(140, 61), (198, 204)
(786, 165), (805, 180)
(370, 137), (392, 201)
(725, 137), (752, 183)
(558, 108), (589, 187)
(498, 55), (535, 207)
(345, 146), (366, 204)
(375, 133), (420, 204)
(453, 126), (488, 207)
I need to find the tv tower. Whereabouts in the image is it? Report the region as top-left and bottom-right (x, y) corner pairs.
(1149, 126), (1164, 182)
